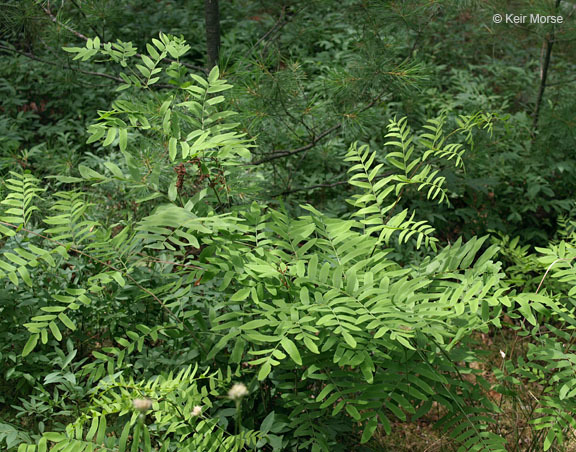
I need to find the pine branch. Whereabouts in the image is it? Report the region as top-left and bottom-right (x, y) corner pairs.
(249, 6), (289, 53)
(251, 124), (342, 165)
(42, 4), (207, 74)
(0, 44), (124, 83)
(250, 90), (387, 165)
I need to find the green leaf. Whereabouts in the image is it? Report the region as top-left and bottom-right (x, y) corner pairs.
(345, 403), (361, 420)
(168, 179), (178, 202)
(78, 165), (105, 180)
(22, 334), (39, 357)
(241, 319), (271, 330)
(86, 416), (99, 441)
(258, 361), (272, 380)
(342, 331), (357, 348)
(48, 321), (63, 341)
(181, 141), (190, 159)
(229, 288), (250, 302)
(260, 411), (275, 434)
(58, 313), (76, 331)
(104, 161), (124, 178)
(300, 286), (310, 305)
(103, 127), (117, 146)
(141, 54), (155, 69)
(361, 417), (378, 444)
(118, 128), (128, 152)
(143, 424), (151, 451)
(43, 432), (65, 442)
(38, 437), (47, 452)
(118, 421), (131, 452)
(208, 66), (220, 83)
(280, 337), (302, 365)
(96, 415), (107, 444)
(111, 271), (126, 287)
(163, 109), (172, 134)
(17, 266), (32, 287)
(303, 336), (319, 354)
(169, 137), (177, 161)
(317, 384), (335, 402)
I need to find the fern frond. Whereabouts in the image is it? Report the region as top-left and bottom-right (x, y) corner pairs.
(0, 171), (44, 231)
(345, 141), (438, 249)
(43, 191), (98, 244)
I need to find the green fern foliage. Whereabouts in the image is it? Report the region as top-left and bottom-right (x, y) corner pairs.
(0, 171), (43, 230)
(4, 32), (576, 452)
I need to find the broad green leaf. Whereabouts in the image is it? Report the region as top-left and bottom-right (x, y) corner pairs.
(169, 137), (177, 161)
(361, 417), (378, 444)
(118, 128), (128, 152)
(103, 127), (117, 146)
(168, 179), (178, 202)
(342, 331), (357, 348)
(118, 421), (131, 452)
(96, 415), (107, 444)
(58, 313), (76, 331)
(280, 337), (302, 365)
(48, 321), (62, 341)
(208, 66), (220, 83)
(22, 334), (39, 357)
(258, 361), (271, 380)
(241, 319), (271, 330)
(260, 411), (275, 434)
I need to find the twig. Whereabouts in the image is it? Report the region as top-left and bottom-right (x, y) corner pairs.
(251, 124), (342, 165)
(249, 7), (288, 53)
(250, 89), (387, 165)
(535, 256), (576, 294)
(42, 4), (207, 74)
(69, 0), (103, 41)
(272, 171), (397, 197)
(0, 44), (124, 83)
(271, 179), (349, 197)
(546, 77), (576, 86)
(43, 5), (90, 40)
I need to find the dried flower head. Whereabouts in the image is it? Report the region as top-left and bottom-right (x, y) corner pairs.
(132, 398), (153, 411)
(228, 382), (249, 400)
(191, 405), (202, 417)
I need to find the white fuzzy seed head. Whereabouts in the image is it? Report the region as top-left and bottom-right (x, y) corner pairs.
(132, 398), (152, 411)
(228, 383), (249, 400)
(191, 405), (202, 417)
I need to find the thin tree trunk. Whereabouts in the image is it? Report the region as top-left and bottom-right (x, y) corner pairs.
(532, 0), (561, 134)
(204, 0), (220, 70)
(532, 34), (555, 133)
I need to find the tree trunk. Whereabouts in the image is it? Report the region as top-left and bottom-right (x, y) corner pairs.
(204, 0), (220, 70)
(532, 0), (561, 134)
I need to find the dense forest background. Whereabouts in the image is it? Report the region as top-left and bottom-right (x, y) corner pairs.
(1, 0), (576, 451)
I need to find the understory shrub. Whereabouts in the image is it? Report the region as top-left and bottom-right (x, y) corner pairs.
(2, 34), (576, 452)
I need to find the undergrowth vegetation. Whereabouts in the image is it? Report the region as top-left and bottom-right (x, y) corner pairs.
(1, 1), (576, 451)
